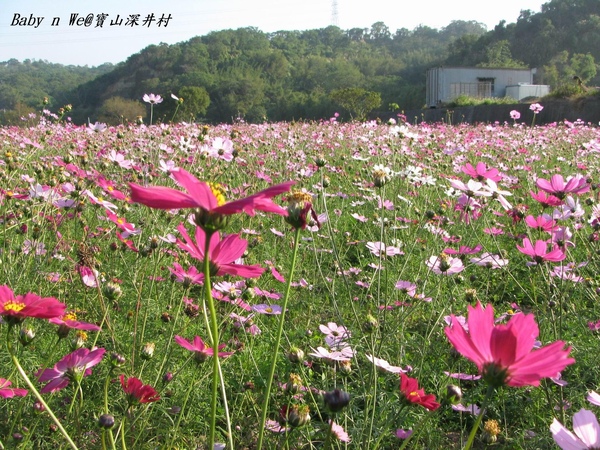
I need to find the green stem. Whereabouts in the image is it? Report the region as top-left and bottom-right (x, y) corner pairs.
(202, 230), (226, 450)
(103, 370), (117, 450)
(121, 414), (128, 450)
(256, 227), (302, 450)
(5, 328), (79, 450)
(397, 406), (435, 450)
(167, 378), (197, 449)
(464, 384), (495, 450)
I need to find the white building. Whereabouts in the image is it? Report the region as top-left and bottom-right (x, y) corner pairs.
(426, 67), (549, 107)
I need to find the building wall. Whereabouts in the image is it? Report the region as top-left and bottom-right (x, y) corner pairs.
(426, 67), (536, 107)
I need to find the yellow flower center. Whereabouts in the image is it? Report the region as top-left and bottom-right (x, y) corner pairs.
(76, 331), (88, 341)
(208, 183), (227, 206)
(64, 311), (78, 321)
(288, 191), (313, 205)
(3, 300), (25, 313)
(484, 419), (501, 436)
(107, 186), (114, 192)
(266, 307), (273, 313)
(117, 218), (125, 225)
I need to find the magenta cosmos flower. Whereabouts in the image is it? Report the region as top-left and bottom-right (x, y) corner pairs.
(516, 238), (566, 265)
(535, 174), (589, 199)
(37, 348), (106, 393)
(120, 375), (160, 404)
(174, 335), (233, 362)
(461, 162), (502, 182)
(175, 223), (264, 279)
(129, 168), (293, 229)
(48, 311), (101, 332)
(0, 378), (27, 398)
(551, 408), (600, 449)
(0, 285), (66, 324)
(445, 302), (574, 388)
(399, 373), (440, 411)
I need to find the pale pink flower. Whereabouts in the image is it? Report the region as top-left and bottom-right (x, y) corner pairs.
(551, 409), (600, 449)
(426, 254), (464, 275)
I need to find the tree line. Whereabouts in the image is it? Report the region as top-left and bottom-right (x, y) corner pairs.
(1, 0), (599, 125)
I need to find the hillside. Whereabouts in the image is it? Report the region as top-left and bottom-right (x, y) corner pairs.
(1, 0), (599, 125)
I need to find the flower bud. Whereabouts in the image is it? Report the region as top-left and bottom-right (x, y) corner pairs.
(372, 165), (392, 188)
(110, 352), (126, 367)
(445, 384), (462, 404)
(285, 373), (303, 394)
(287, 346), (305, 364)
(280, 404), (310, 428)
(98, 414), (115, 429)
(70, 331), (87, 350)
(103, 282), (122, 301)
(141, 342), (156, 360)
(482, 419), (501, 444)
(362, 314), (379, 333)
(323, 389), (351, 413)
(19, 327), (35, 346)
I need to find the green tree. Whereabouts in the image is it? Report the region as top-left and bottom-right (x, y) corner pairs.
(477, 40), (527, 68)
(174, 86), (210, 122)
(98, 96), (146, 125)
(330, 87), (381, 120)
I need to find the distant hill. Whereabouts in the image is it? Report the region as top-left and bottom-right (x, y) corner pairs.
(1, 0), (599, 124)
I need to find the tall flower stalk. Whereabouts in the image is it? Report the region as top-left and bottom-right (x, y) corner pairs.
(6, 327), (79, 450)
(256, 226), (302, 450)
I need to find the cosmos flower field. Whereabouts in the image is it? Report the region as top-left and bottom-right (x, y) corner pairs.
(1, 108), (600, 449)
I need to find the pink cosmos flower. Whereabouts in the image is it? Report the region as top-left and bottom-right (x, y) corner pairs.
(510, 110), (521, 120)
(524, 214), (557, 232)
(252, 304), (283, 315)
(445, 302), (575, 387)
(37, 348), (106, 393)
(0, 378), (27, 398)
(529, 103), (543, 114)
(399, 373), (440, 411)
(536, 174), (589, 199)
(48, 311), (101, 332)
(142, 93), (163, 104)
(551, 409), (600, 449)
(329, 421), (351, 442)
(174, 335), (233, 361)
(0, 285), (66, 324)
(129, 168), (293, 220)
(366, 241), (403, 257)
(175, 223), (264, 279)
(309, 346), (354, 362)
(587, 391), (600, 406)
(516, 238), (566, 265)
(426, 254), (464, 275)
(530, 190), (563, 208)
(319, 322), (351, 348)
(366, 354), (408, 374)
(443, 244), (483, 256)
(461, 162), (502, 182)
(469, 253), (509, 269)
(395, 280), (417, 296)
(448, 179), (491, 198)
(168, 262), (204, 286)
(120, 375), (160, 404)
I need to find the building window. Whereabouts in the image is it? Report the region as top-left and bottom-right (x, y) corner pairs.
(477, 77), (495, 97)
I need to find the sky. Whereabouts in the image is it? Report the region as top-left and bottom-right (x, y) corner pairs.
(0, 0), (548, 67)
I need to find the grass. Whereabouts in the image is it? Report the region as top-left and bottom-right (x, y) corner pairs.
(0, 109), (599, 449)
